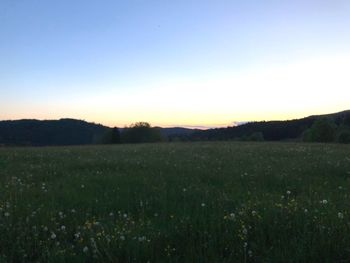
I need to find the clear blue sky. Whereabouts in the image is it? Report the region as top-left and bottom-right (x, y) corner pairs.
(1, 0), (350, 127)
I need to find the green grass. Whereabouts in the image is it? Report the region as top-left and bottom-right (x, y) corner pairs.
(0, 142), (350, 262)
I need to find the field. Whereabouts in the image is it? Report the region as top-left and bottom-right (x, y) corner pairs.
(0, 142), (350, 262)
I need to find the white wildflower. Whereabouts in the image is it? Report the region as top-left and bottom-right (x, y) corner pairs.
(138, 236), (146, 242)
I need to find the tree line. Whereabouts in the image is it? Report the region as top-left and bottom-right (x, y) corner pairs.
(1, 110), (349, 146)
(101, 122), (164, 144)
(172, 110), (350, 144)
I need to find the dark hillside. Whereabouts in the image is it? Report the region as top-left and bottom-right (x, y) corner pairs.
(0, 119), (108, 146)
(190, 110), (350, 141)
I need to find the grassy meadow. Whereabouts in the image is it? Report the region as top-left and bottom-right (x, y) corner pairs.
(0, 142), (350, 262)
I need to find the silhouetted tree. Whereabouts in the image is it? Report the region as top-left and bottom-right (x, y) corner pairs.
(101, 127), (121, 144)
(344, 113), (350, 126)
(110, 127), (121, 143)
(337, 129), (350, 144)
(121, 122), (163, 143)
(305, 118), (336, 143)
(249, 132), (264, 141)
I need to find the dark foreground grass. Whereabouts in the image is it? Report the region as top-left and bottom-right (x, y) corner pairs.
(0, 142), (350, 262)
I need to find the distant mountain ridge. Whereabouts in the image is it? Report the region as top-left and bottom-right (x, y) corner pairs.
(0, 119), (198, 146)
(0, 118), (109, 146)
(0, 110), (349, 146)
(188, 110), (350, 141)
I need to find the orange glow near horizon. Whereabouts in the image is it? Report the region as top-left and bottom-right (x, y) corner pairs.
(1, 54), (349, 128)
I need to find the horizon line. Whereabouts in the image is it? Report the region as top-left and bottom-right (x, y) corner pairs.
(1, 109), (349, 130)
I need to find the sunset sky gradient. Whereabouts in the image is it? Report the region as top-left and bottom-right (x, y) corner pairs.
(1, 0), (350, 128)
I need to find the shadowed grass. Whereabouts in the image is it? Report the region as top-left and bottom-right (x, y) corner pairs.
(0, 142), (349, 262)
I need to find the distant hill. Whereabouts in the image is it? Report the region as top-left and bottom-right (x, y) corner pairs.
(155, 127), (200, 137)
(188, 110), (350, 141)
(1, 110), (349, 146)
(0, 119), (198, 146)
(0, 119), (109, 146)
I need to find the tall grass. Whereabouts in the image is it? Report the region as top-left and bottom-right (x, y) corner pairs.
(0, 142), (349, 262)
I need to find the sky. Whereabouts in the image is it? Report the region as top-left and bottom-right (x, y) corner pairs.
(1, 0), (350, 128)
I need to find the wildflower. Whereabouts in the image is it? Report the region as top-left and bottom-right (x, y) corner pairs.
(304, 209), (308, 213)
(71, 209), (76, 213)
(338, 212), (344, 219)
(251, 211), (257, 216)
(229, 213), (235, 219)
(138, 236), (146, 242)
(51, 232), (57, 239)
(81, 184), (85, 189)
(4, 212), (10, 217)
(61, 225), (66, 231)
(201, 203), (206, 207)
(83, 246), (89, 253)
(120, 235), (125, 241)
(286, 190), (291, 195)
(109, 212), (114, 217)
(321, 200), (328, 205)
(43, 226), (48, 232)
